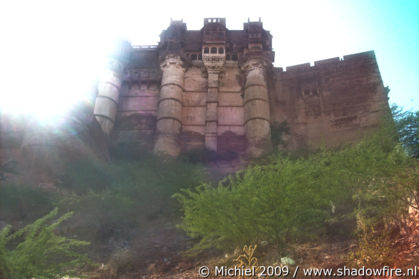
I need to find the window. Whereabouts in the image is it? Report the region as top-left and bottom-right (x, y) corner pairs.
(198, 54), (202, 60)
(303, 88), (320, 97)
(191, 54), (197, 60)
(226, 54), (230, 60)
(204, 47), (209, 54)
(232, 54), (238, 61)
(211, 47), (217, 54)
(218, 47), (224, 54)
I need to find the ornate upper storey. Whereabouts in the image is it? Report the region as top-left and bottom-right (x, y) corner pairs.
(125, 18), (275, 72)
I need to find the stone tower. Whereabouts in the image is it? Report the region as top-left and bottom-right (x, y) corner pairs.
(94, 41), (132, 135)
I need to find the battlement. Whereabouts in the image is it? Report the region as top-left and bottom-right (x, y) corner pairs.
(285, 63), (311, 71)
(342, 51), (376, 61)
(279, 51), (377, 73)
(244, 17), (263, 29)
(204, 18), (226, 26)
(314, 57), (340, 66)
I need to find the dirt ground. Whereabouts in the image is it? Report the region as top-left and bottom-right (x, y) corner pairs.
(89, 207), (419, 279)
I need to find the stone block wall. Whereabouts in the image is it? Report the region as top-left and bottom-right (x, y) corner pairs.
(93, 19), (388, 159)
(271, 51), (388, 150)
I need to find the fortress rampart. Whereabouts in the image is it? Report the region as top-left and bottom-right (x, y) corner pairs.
(93, 18), (389, 158)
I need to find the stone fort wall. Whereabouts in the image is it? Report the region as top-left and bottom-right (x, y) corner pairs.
(272, 51), (388, 150)
(93, 18), (389, 158)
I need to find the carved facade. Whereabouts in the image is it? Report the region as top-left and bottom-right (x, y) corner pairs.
(94, 18), (389, 158)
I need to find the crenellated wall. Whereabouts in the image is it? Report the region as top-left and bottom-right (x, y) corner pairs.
(271, 51), (388, 150)
(94, 18), (389, 159)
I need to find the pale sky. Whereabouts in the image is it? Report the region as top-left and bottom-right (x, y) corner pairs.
(0, 0), (418, 120)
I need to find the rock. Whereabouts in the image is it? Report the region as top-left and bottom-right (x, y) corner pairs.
(280, 257), (295, 266)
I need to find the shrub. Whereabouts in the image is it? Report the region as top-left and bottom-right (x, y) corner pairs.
(174, 152), (352, 252)
(391, 104), (419, 158)
(60, 159), (112, 193)
(0, 184), (57, 224)
(0, 208), (91, 279)
(348, 213), (393, 267)
(174, 125), (417, 254)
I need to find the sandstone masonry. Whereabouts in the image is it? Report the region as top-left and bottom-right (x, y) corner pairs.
(94, 18), (389, 158)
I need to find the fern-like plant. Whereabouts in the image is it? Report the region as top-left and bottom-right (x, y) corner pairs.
(0, 208), (91, 279)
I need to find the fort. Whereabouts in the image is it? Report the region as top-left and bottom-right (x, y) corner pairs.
(94, 18), (389, 158)
(0, 18), (390, 181)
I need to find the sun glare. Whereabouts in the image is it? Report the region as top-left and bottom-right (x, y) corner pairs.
(0, 0), (417, 122)
(0, 36), (119, 124)
(0, 1), (125, 124)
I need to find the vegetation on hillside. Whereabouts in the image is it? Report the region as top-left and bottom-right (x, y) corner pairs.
(175, 106), (419, 265)
(0, 104), (417, 276)
(0, 208), (90, 279)
(391, 104), (419, 158)
(0, 151), (207, 278)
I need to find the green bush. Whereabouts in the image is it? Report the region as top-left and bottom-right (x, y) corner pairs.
(60, 159), (112, 193)
(391, 104), (419, 158)
(0, 208), (91, 279)
(0, 184), (57, 224)
(174, 125), (417, 253)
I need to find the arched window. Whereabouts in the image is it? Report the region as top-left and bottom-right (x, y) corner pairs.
(218, 47), (224, 54)
(226, 54), (230, 60)
(211, 47), (217, 54)
(191, 54), (197, 60)
(204, 47), (209, 54)
(232, 54), (238, 61)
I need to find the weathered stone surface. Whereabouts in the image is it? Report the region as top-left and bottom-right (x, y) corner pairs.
(96, 18), (388, 159)
(218, 93), (243, 107)
(272, 50), (388, 149)
(115, 113), (156, 131)
(218, 131), (247, 154)
(180, 130), (205, 151)
(154, 55), (185, 157)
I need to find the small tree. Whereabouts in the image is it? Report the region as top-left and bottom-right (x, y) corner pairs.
(391, 104), (419, 158)
(0, 208), (91, 279)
